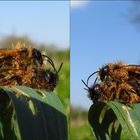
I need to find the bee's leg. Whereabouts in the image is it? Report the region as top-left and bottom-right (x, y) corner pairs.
(9, 76), (22, 85)
(123, 89), (138, 107)
(119, 100), (133, 108)
(108, 84), (117, 99)
(99, 89), (109, 100)
(125, 89), (136, 95)
(123, 102), (133, 109)
(118, 84), (131, 100)
(127, 104), (133, 109)
(0, 75), (22, 85)
(14, 76), (22, 85)
(0, 56), (13, 68)
(111, 87), (117, 100)
(124, 94), (134, 108)
(121, 82), (136, 96)
(31, 76), (37, 87)
(116, 88), (121, 99)
(134, 79), (140, 96)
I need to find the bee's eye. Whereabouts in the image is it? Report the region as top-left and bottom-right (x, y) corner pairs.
(20, 48), (28, 57)
(45, 73), (51, 82)
(95, 86), (99, 91)
(104, 66), (109, 72)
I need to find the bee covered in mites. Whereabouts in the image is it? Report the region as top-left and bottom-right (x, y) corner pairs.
(82, 62), (140, 104)
(99, 62), (129, 82)
(95, 62), (140, 84)
(0, 43), (63, 91)
(0, 43), (45, 69)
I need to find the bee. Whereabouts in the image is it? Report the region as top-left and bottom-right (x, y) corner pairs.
(82, 77), (120, 102)
(86, 62), (128, 83)
(29, 54), (63, 90)
(0, 43), (45, 70)
(30, 63), (63, 90)
(82, 78), (140, 104)
(0, 43), (62, 75)
(87, 62), (140, 91)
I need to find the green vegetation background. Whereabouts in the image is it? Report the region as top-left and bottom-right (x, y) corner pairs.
(71, 106), (94, 140)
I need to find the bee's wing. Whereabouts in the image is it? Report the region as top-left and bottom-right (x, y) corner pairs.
(128, 71), (140, 80)
(126, 70), (140, 101)
(127, 65), (140, 67)
(127, 65), (140, 81)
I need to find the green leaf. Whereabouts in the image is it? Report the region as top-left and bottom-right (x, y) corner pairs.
(88, 101), (140, 140)
(0, 121), (4, 139)
(0, 86), (67, 140)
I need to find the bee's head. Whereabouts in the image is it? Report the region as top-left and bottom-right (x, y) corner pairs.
(44, 70), (59, 91)
(99, 65), (109, 81)
(88, 84), (102, 101)
(44, 60), (63, 91)
(32, 49), (43, 64)
(45, 70), (58, 83)
(19, 48), (28, 58)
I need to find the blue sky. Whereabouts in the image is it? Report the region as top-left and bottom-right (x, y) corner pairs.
(0, 1), (69, 49)
(71, 1), (140, 109)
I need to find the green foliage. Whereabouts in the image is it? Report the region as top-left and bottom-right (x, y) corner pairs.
(56, 62), (70, 114)
(71, 122), (94, 140)
(89, 101), (140, 140)
(71, 106), (93, 140)
(55, 62), (70, 139)
(0, 86), (67, 140)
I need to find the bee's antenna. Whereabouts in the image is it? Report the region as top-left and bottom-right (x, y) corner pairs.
(87, 71), (98, 86)
(57, 62), (63, 73)
(82, 79), (89, 89)
(93, 77), (98, 86)
(42, 55), (57, 72)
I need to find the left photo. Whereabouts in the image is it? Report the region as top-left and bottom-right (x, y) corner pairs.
(0, 1), (69, 140)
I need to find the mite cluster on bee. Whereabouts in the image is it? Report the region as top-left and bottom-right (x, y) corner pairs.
(82, 62), (140, 104)
(0, 43), (63, 91)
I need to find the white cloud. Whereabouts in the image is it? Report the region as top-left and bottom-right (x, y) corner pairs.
(70, 0), (89, 8)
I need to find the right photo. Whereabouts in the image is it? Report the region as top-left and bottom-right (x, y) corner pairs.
(71, 1), (140, 140)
